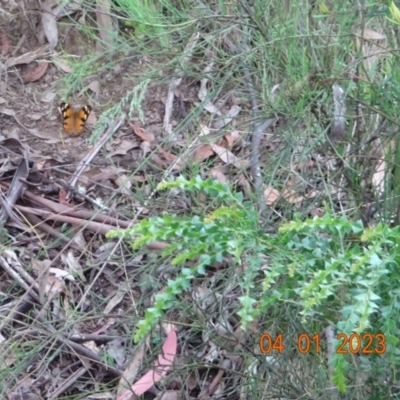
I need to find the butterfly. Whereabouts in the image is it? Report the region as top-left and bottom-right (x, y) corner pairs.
(59, 102), (92, 136)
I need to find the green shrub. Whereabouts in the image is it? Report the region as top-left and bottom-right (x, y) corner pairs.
(107, 176), (400, 392)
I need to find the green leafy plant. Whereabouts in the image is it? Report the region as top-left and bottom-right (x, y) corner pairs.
(107, 176), (268, 341)
(107, 176), (400, 392)
(266, 214), (400, 391)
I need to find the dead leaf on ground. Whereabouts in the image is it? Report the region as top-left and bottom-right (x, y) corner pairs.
(194, 144), (214, 163)
(264, 185), (280, 205)
(27, 113), (44, 121)
(237, 174), (252, 195)
(90, 318), (116, 335)
(151, 153), (168, 169)
(209, 166), (228, 183)
(83, 340), (100, 354)
(131, 123), (153, 142)
(28, 128), (63, 142)
(96, 0), (114, 52)
(41, 3), (58, 50)
(132, 175), (146, 182)
(158, 148), (177, 162)
(41, 91), (57, 102)
(114, 174), (132, 194)
(116, 340), (146, 399)
(198, 61), (222, 116)
(210, 143), (248, 169)
(141, 141), (151, 157)
(22, 62), (48, 83)
(59, 187), (69, 205)
(281, 178), (304, 204)
(199, 124), (210, 137)
(224, 130), (242, 147)
(213, 105), (241, 130)
(88, 80), (100, 94)
(107, 339), (126, 369)
(281, 187), (304, 204)
(107, 140), (138, 157)
(33, 260), (73, 299)
(87, 109), (97, 125)
(61, 251), (86, 282)
(117, 328), (177, 399)
(305, 189), (320, 199)
(158, 148), (181, 170)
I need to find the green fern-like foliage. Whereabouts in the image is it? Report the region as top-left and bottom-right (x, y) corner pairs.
(107, 176), (400, 392)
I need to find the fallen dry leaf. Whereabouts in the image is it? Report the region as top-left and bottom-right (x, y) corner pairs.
(90, 318), (116, 335)
(281, 187), (304, 204)
(213, 105), (241, 130)
(88, 80), (100, 94)
(108, 140), (138, 157)
(83, 340), (99, 354)
(96, 0), (114, 52)
(22, 62), (48, 83)
(158, 149), (181, 170)
(132, 174), (146, 183)
(24, 128), (61, 141)
(27, 113), (44, 121)
(131, 123), (153, 142)
(194, 144), (214, 163)
(210, 143), (248, 169)
(116, 340), (145, 399)
(224, 130), (242, 147)
(237, 174), (252, 195)
(141, 140), (151, 157)
(209, 166), (228, 183)
(158, 148), (177, 162)
(61, 251), (86, 282)
(41, 3), (58, 50)
(263, 185), (280, 205)
(198, 61), (222, 116)
(103, 288), (126, 314)
(107, 339), (126, 369)
(151, 153), (168, 168)
(117, 328), (178, 399)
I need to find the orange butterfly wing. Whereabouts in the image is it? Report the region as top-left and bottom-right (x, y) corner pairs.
(60, 102), (92, 136)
